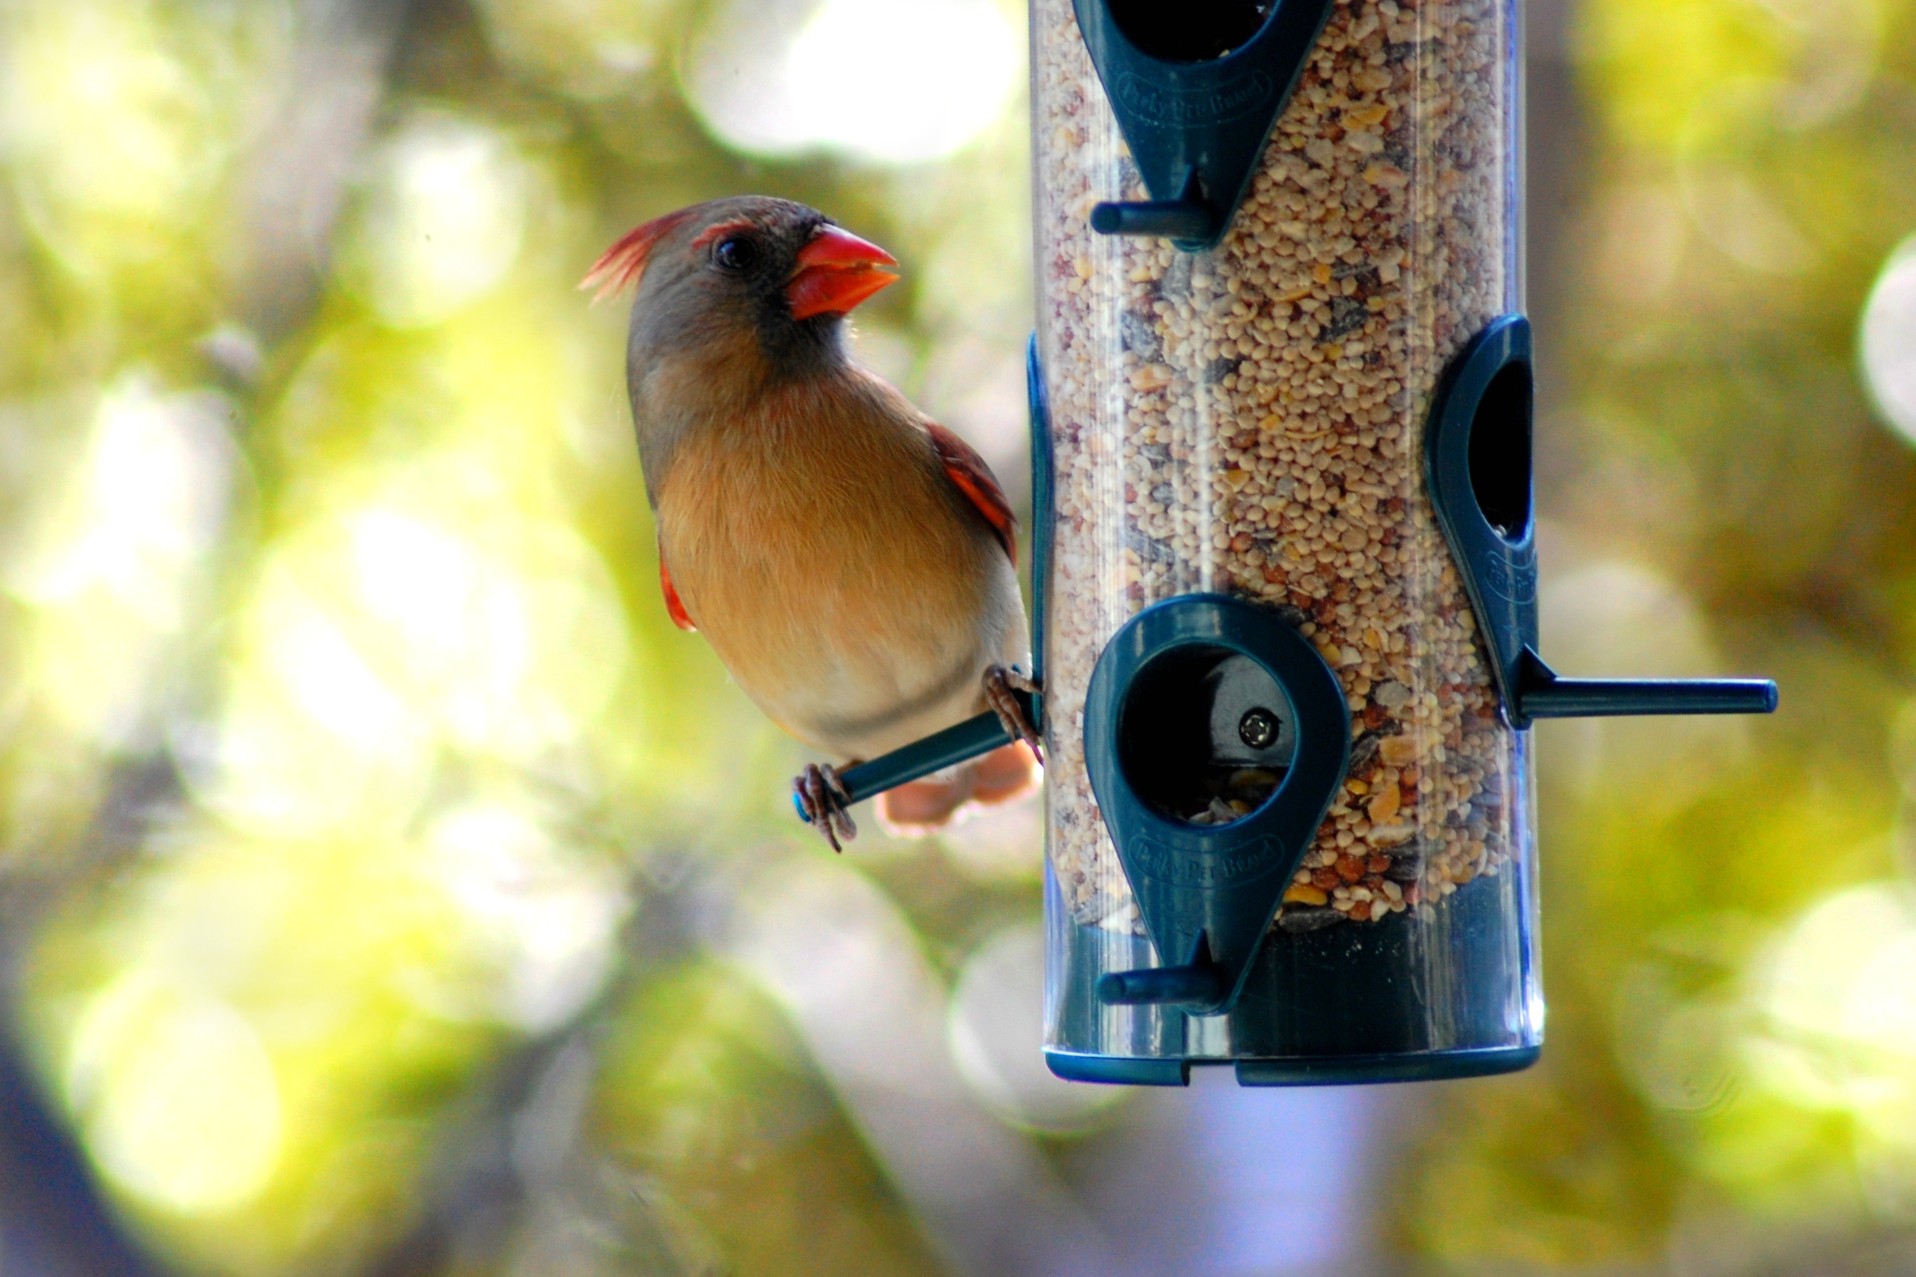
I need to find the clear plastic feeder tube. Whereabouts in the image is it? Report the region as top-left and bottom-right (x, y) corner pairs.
(1034, 0), (1539, 1080)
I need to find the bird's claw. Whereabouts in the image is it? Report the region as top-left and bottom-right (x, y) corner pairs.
(983, 665), (1045, 766)
(794, 762), (857, 853)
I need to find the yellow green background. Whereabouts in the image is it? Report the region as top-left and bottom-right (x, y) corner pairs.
(3, 0), (1916, 1272)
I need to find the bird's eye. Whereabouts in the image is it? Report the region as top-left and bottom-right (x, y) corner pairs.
(713, 236), (758, 272)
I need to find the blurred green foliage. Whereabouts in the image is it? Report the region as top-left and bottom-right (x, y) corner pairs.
(1, 0), (1034, 1270)
(1401, 0), (1916, 1269)
(3, 0), (1916, 1273)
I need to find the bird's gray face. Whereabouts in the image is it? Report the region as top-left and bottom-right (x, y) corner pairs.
(631, 201), (899, 376)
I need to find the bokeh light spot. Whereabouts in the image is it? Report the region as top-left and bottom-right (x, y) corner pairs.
(683, 0), (1021, 164)
(1745, 882), (1916, 1118)
(427, 802), (627, 1030)
(1861, 235), (1916, 447)
(1, 375), (233, 742)
(0, 0), (256, 272)
(5, 375), (233, 621)
(66, 976), (283, 1213)
(343, 114), (530, 327)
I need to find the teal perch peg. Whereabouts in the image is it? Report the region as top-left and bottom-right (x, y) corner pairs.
(792, 690), (1039, 823)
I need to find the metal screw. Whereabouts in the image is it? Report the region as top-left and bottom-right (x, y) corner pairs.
(1238, 708), (1279, 750)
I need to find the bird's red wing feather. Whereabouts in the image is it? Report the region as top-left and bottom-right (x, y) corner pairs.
(659, 553), (697, 631)
(926, 422), (1016, 566)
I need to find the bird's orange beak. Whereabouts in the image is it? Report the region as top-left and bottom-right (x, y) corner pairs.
(787, 225), (900, 321)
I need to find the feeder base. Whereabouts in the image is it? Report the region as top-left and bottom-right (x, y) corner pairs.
(1043, 866), (1543, 1079)
(1044, 1044), (1540, 1087)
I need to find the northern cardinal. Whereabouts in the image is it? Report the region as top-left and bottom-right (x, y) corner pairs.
(584, 196), (1041, 850)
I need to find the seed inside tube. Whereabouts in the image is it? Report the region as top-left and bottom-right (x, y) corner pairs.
(1034, 0), (1522, 932)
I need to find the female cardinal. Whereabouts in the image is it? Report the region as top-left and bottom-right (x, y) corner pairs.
(584, 196), (1041, 850)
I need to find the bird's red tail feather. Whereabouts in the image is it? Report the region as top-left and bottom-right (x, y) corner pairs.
(874, 742), (1039, 836)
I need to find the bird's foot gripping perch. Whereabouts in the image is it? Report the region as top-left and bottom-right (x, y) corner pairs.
(793, 763), (857, 852)
(983, 665), (1045, 766)
(789, 677), (1044, 844)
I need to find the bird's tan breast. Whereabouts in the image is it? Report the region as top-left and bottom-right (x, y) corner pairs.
(654, 377), (1023, 756)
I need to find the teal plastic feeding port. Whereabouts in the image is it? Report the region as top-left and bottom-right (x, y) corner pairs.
(794, 0), (1773, 1086)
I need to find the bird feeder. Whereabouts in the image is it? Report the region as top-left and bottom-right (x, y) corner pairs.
(803, 0), (1775, 1086)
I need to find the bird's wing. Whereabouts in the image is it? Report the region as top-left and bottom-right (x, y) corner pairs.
(926, 422), (1017, 566)
(659, 547), (697, 631)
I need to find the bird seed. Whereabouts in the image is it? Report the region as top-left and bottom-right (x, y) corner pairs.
(1034, 0), (1530, 932)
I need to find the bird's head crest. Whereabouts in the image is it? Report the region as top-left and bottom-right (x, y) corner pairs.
(580, 207), (700, 303)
